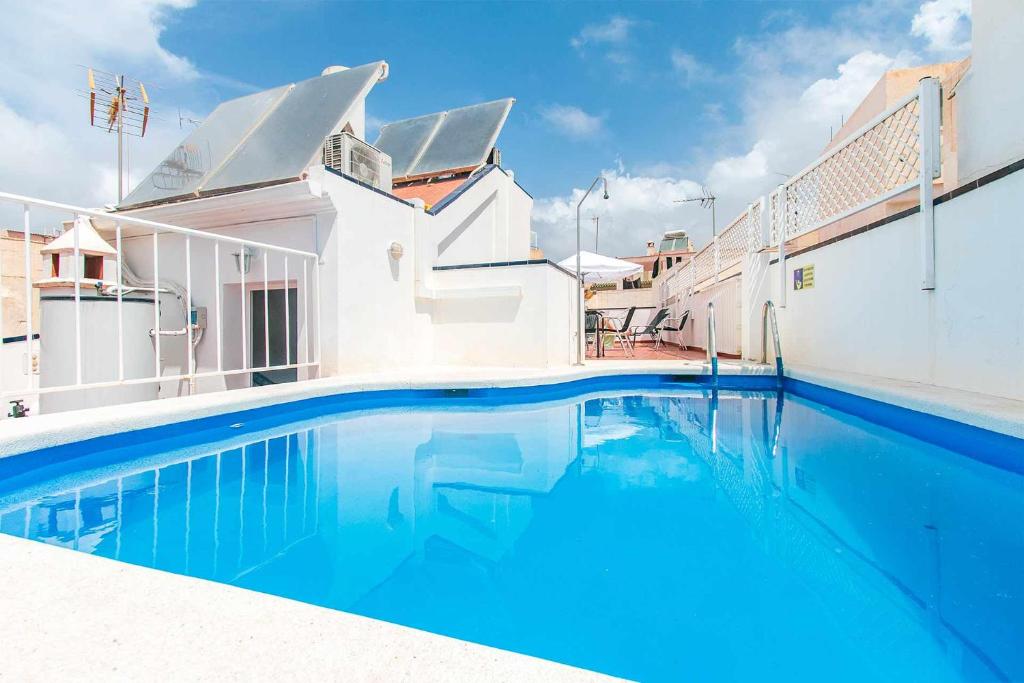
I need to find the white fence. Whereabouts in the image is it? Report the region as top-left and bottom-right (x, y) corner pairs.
(659, 77), (941, 346)
(0, 191), (321, 414)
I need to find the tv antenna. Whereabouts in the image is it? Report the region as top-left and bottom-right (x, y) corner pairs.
(674, 186), (717, 237)
(178, 107), (202, 130)
(80, 67), (151, 202)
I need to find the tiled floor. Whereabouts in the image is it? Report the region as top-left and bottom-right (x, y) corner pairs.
(588, 341), (708, 361)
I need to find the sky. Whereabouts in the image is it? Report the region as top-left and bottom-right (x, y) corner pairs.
(0, 0), (971, 258)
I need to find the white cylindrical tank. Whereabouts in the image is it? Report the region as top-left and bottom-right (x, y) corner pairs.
(39, 286), (158, 414)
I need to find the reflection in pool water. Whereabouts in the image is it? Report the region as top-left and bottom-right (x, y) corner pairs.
(1, 390), (1021, 681)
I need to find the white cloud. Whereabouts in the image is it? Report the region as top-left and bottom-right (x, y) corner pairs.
(570, 16), (636, 50)
(570, 15), (642, 80)
(0, 0), (202, 224)
(670, 49), (712, 86)
(535, 2), (949, 260)
(912, 0), (971, 53)
(532, 169), (704, 261)
(539, 104), (605, 139)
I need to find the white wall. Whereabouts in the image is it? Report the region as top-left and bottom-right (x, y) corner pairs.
(430, 168), (532, 267)
(766, 166), (1024, 401)
(674, 277), (743, 356)
(320, 173), (435, 373)
(23, 161), (564, 413)
(955, 0), (1024, 183)
(428, 263), (577, 367)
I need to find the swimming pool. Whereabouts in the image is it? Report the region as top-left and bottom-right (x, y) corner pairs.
(1, 377), (1021, 681)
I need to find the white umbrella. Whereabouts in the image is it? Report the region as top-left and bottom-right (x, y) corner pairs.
(557, 250), (642, 284)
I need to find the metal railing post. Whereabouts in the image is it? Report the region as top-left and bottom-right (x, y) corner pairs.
(262, 254), (270, 369)
(759, 195), (771, 250)
(706, 301), (718, 384)
(240, 245), (247, 373)
(152, 231), (160, 381)
(214, 242), (223, 374)
(761, 300), (783, 386)
(73, 216), (82, 385)
(777, 186), (788, 308)
(185, 235), (194, 394)
(918, 76), (941, 291)
(115, 222), (124, 381)
(22, 205), (33, 391)
(284, 256), (290, 368)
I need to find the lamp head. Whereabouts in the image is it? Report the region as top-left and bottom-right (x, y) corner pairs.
(603, 190), (609, 200)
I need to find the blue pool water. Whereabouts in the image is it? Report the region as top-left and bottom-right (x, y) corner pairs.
(1, 382), (1022, 681)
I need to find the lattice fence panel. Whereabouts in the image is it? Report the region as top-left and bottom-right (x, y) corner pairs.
(717, 200), (762, 271)
(782, 96), (921, 241)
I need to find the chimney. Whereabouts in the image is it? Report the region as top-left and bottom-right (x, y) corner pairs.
(646, 241), (656, 256)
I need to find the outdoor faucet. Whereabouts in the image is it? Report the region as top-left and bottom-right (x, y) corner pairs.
(8, 399), (29, 418)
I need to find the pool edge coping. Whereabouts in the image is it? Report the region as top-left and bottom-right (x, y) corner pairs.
(0, 532), (626, 682)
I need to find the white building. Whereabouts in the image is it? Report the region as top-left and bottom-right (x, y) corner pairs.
(23, 61), (578, 412)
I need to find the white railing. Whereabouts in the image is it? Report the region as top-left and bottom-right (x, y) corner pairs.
(0, 191), (321, 413)
(658, 77), (941, 344)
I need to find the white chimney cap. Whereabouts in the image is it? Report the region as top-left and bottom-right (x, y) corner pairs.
(322, 65), (349, 76)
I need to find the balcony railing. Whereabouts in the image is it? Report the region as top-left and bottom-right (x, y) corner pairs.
(0, 191), (321, 415)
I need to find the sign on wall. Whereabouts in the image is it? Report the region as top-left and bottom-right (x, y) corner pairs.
(794, 264), (815, 290)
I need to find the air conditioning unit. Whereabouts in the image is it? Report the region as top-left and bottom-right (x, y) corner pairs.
(322, 132), (393, 192)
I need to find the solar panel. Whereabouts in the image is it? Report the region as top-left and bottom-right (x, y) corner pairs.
(205, 62), (386, 192)
(120, 61), (386, 207)
(120, 85), (288, 206)
(375, 98), (513, 180)
(374, 112), (444, 178)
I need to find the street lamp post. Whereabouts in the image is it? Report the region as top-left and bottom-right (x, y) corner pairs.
(575, 176), (609, 365)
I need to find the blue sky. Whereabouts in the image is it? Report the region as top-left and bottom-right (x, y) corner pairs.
(0, 0), (972, 257)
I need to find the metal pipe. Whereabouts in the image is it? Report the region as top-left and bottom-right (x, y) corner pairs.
(575, 175), (609, 365)
(706, 302), (718, 383)
(185, 236), (194, 394)
(761, 300), (784, 385)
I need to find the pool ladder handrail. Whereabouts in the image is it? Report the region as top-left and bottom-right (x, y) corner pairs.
(761, 300), (784, 386)
(706, 302), (718, 384)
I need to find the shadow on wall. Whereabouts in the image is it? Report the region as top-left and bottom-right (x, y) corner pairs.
(433, 296), (521, 324)
(437, 190), (497, 258)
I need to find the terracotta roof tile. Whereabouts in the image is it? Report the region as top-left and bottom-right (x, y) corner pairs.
(391, 177), (467, 209)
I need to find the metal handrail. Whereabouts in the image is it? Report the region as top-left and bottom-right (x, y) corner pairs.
(761, 300), (783, 385)
(706, 302), (718, 384)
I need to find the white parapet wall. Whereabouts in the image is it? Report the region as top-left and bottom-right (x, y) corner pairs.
(428, 262), (578, 368)
(765, 163), (1024, 402)
(955, 0), (1024, 185)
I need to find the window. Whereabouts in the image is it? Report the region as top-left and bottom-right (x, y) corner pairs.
(51, 254), (60, 278)
(84, 255), (104, 280)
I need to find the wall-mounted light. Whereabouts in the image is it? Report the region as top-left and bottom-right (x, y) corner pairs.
(388, 241), (404, 260)
(233, 246), (258, 274)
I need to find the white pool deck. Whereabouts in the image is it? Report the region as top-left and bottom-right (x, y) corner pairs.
(1, 359), (1022, 680)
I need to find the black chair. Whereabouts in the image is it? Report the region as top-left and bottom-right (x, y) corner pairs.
(585, 311), (601, 355)
(655, 310), (690, 350)
(603, 307), (638, 357)
(630, 308), (670, 346)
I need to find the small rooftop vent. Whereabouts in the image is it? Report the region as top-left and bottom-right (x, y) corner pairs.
(323, 132), (393, 192)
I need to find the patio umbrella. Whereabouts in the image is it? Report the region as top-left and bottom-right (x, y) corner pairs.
(557, 250), (642, 284)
